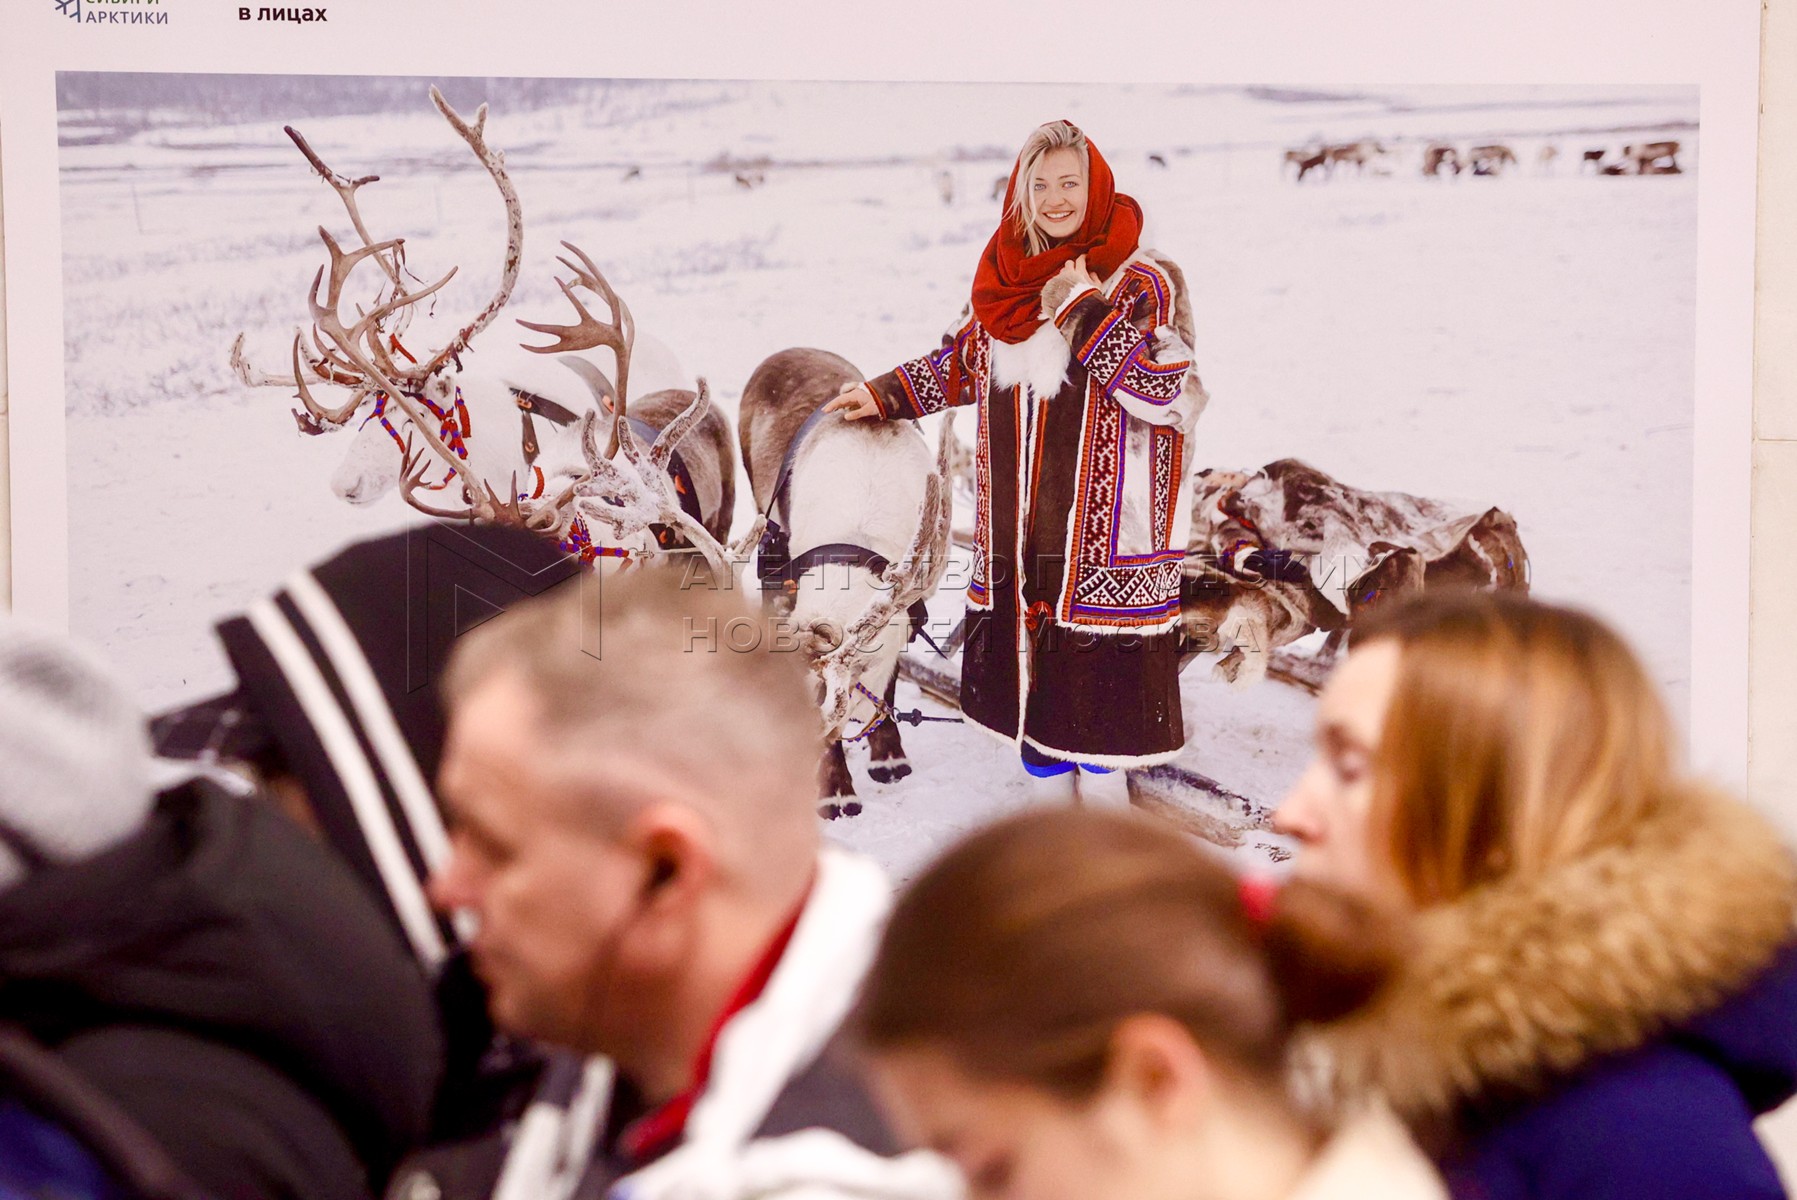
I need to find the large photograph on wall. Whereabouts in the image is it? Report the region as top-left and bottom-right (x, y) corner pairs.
(54, 74), (1698, 876)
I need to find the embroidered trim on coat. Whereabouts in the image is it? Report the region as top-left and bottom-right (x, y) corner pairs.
(1052, 258), (1190, 632)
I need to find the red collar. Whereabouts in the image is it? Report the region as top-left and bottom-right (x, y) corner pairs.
(616, 883), (812, 1164)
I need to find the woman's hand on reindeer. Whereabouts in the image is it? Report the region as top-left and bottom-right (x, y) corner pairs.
(824, 382), (882, 422)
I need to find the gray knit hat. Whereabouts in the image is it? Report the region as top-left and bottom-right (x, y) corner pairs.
(0, 620), (157, 889)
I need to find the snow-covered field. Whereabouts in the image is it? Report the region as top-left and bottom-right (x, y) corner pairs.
(55, 80), (1697, 879)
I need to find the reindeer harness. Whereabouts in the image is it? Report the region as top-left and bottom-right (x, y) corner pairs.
(753, 403), (931, 644)
(364, 386), (473, 493)
(836, 679), (964, 745)
(365, 383), (583, 503)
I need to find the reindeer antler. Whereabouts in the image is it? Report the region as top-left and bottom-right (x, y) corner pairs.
(517, 240), (635, 458)
(398, 435), (480, 521)
(403, 87), (525, 385)
(230, 332), (300, 388)
(227, 332), (373, 434)
(286, 332), (370, 433)
(233, 82), (527, 510)
(647, 389), (711, 474)
(301, 229), (520, 524)
(283, 123), (410, 314)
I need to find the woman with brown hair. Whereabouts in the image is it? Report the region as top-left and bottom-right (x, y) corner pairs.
(1274, 592), (1797, 1200)
(854, 809), (1446, 1200)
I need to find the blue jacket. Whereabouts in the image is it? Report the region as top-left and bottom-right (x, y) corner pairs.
(1324, 795), (1797, 1200)
(1448, 944), (1797, 1200)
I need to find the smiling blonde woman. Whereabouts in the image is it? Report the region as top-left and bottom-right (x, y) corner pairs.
(825, 121), (1209, 804)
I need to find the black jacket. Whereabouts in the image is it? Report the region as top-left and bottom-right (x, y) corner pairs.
(0, 780), (444, 1200)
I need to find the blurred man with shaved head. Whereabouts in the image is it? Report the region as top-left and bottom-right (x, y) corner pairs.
(399, 570), (952, 1200)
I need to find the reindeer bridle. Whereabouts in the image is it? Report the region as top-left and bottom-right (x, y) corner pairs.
(362, 386), (472, 492)
(557, 513), (640, 566)
(839, 679), (964, 744)
(838, 681), (895, 745)
(750, 401), (957, 743)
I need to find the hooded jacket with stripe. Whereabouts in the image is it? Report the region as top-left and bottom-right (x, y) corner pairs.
(208, 522), (583, 1140)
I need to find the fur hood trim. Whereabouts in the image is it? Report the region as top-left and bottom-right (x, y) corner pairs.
(1319, 789), (1797, 1122)
(987, 249), (1177, 397)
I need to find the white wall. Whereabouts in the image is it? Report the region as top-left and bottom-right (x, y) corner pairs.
(1751, 0), (1797, 1178)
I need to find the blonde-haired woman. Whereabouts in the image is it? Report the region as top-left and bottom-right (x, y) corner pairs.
(854, 808), (1447, 1200)
(826, 121), (1207, 804)
(1275, 592), (1797, 1200)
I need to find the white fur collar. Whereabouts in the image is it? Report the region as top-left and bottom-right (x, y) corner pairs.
(988, 322), (1073, 396)
(986, 248), (1167, 397)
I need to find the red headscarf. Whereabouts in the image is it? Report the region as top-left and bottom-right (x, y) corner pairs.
(971, 122), (1144, 346)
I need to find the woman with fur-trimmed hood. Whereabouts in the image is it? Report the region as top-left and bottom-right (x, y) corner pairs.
(1274, 592), (1797, 1200)
(826, 120), (1208, 801)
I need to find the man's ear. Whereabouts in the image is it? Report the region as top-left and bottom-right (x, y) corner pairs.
(620, 802), (717, 921)
(1102, 1014), (1214, 1132)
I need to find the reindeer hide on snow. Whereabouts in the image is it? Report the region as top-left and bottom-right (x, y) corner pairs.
(1189, 458), (1530, 621)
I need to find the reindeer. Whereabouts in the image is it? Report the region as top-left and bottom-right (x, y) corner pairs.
(513, 241), (739, 567)
(1623, 140), (1682, 174)
(1422, 144), (1462, 177)
(1323, 140), (1385, 175)
(228, 87), (560, 532)
(231, 87), (743, 573)
(273, 333), (691, 511)
(934, 168), (956, 206)
(1284, 146), (1330, 182)
(1467, 144), (1518, 176)
(739, 348), (952, 816)
(491, 245), (763, 580)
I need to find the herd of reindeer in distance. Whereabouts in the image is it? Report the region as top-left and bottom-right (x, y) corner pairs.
(1279, 136), (1685, 182)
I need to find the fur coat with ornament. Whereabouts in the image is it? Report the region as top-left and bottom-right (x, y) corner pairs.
(866, 248), (1208, 766)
